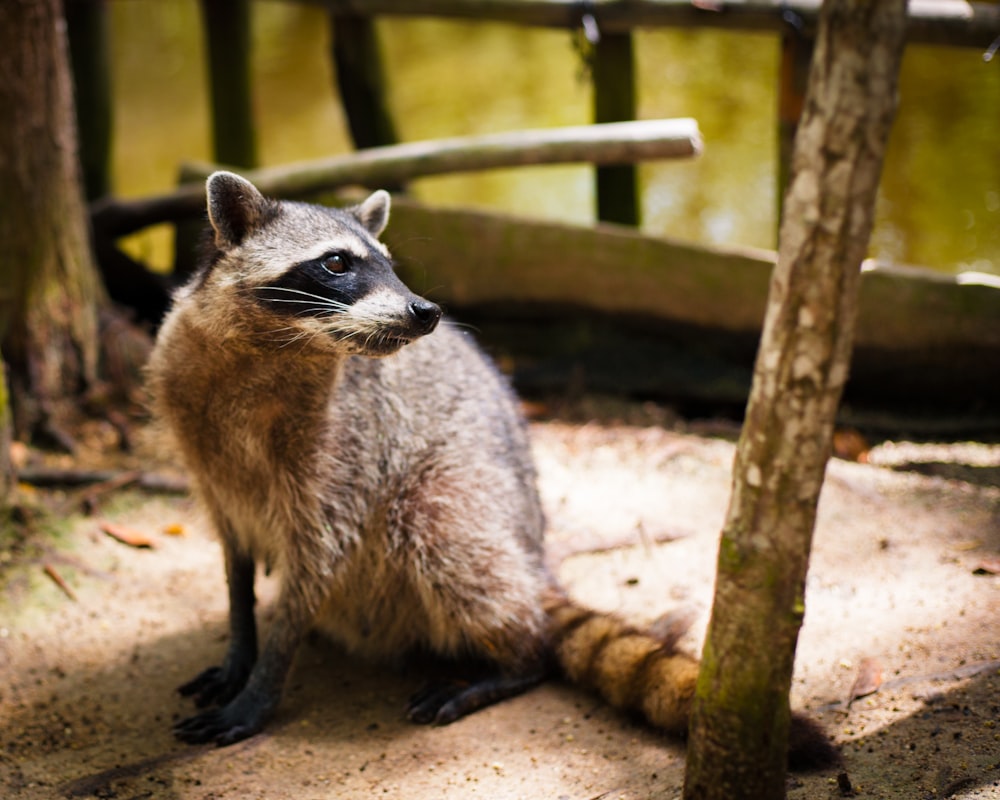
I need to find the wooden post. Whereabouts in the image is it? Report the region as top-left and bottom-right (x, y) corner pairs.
(65, 0), (112, 201)
(331, 14), (399, 152)
(200, 0), (257, 168)
(592, 31), (639, 226)
(174, 1), (258, 281)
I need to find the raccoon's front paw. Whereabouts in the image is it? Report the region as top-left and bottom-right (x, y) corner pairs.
(173, 690), (272, 746)
(178, 662), (251, 709)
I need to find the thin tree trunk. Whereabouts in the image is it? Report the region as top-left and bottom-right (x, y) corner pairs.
(0, 0), (107, 443)
(682, 2), (908, 798)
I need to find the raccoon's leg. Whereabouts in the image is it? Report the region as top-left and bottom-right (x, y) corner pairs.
(407, 667), (547, 725)
(178, 540), (257, 708)
(174, 578), (310, 745)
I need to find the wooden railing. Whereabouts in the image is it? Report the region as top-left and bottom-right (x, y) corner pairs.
(312, 0), (1000, 225)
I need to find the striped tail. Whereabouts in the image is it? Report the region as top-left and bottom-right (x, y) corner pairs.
(546, 596), (699, 734)
(545, 593), (841, 769)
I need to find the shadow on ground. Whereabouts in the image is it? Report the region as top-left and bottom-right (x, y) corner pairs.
(2, 421), (998, 799)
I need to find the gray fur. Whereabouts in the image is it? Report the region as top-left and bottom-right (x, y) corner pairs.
(147, 173), (552, 744)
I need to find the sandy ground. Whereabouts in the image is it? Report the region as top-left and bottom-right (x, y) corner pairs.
(1, 413), (998, 799)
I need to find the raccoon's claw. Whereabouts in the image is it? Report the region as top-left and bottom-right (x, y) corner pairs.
(407, 672), (544, 725)
(407, 682), (467, 724)
(173, 707), (258, 746)
(178, 663), (250, 708)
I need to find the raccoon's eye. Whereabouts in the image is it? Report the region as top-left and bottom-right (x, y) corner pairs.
(321, 253), (349, 275)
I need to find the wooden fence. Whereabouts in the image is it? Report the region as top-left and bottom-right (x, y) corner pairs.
(69, 0), (1000, 224)
(69, 0), (1000, 430)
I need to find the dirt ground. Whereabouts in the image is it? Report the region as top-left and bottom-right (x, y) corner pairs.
(1, 407), (998, 800)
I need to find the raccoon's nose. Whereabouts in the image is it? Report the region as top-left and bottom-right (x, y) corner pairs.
(409, 299), (442, 333)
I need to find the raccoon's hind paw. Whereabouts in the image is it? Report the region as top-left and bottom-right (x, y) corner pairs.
(178, 662), (251, 709)
(407, 671), (544, 725)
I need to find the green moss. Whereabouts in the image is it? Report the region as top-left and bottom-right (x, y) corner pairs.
(718, 534), (743, 572)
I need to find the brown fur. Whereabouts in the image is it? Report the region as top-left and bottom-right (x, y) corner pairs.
(148, 173), (836, 769)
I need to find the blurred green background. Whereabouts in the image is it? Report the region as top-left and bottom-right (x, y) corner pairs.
(107, 2), (999, 276)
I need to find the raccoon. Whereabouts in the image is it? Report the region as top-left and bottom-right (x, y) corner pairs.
(147, 172), (835, 767)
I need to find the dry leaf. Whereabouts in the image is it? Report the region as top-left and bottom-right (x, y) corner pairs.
(833, 429), (870, 463)
(846, 656), (883, 707)
(163, 522), (186, 537)
(519, 400), (550, 420)
(100, 520), (155, 549)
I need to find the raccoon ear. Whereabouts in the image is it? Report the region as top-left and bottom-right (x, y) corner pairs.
(353, 190), (391, 238)
(206, 171), (270, 250)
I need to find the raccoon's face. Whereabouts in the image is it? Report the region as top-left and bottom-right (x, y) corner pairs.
(197, 171), (440, 357)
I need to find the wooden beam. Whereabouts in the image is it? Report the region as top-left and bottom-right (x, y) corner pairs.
(305, 1), (1000, 49)
(91, 118), (702, 237)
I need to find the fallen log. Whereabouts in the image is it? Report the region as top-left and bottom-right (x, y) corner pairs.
(375, 198), (1000, 431)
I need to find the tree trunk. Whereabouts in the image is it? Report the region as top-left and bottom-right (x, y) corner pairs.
(682, 2), (908, 799)
(0, 352), (11, 514)
(0, 0), (107, 444)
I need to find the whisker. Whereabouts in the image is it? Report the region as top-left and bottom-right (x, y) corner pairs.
(442, 319), (480, 334)
(254, 286), (398, 325)
(253, 286), (352, 311)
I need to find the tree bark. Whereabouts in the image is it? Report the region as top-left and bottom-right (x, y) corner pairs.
(0, 352), (11, 513)
(682, 2), (908, 799)
(0, 0), (107, 443)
